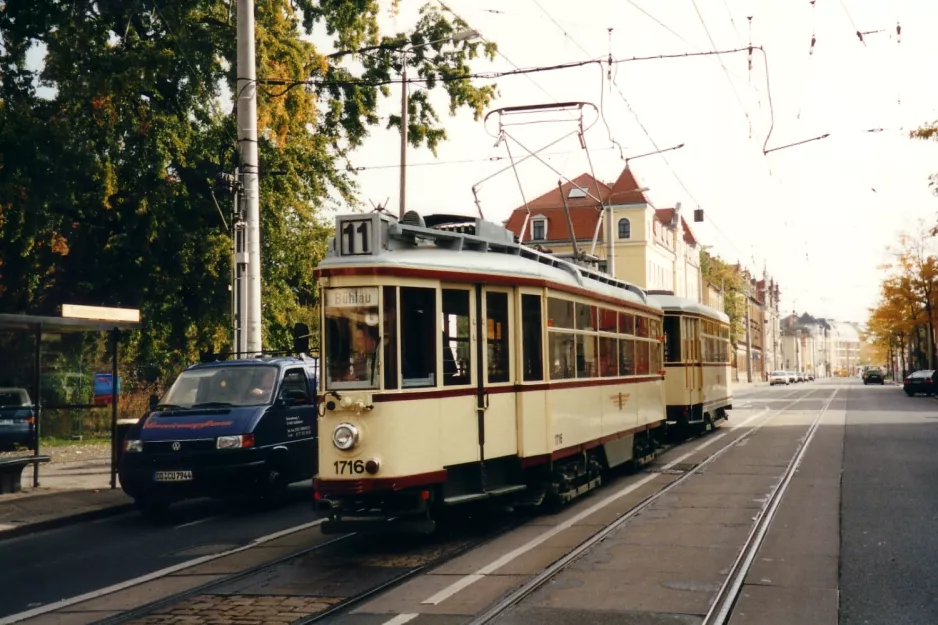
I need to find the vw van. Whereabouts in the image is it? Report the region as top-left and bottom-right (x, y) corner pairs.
(119, 356), (318, 515)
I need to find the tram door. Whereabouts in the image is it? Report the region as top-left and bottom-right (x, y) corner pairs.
(476, 287), (518, 489)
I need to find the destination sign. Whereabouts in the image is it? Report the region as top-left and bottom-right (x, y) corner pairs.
(326, 287), (378, 308)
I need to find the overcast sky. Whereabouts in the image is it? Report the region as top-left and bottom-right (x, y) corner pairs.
(22, 0), (938, 325)
(324, 0), (938, 324)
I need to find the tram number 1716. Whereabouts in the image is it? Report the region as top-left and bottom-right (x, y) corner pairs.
(334, 460), (366, 475)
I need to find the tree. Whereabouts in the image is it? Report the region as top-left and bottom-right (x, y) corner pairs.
(911, 121), (938, 235)
(700, 251), (747, 348)
(0, 0), (497, 383)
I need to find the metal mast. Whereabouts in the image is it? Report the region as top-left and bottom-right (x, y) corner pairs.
(237, 0), (262, 354)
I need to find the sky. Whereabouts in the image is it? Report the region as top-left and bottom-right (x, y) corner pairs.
(20, 0), (938, 325)
(313, 0), (938, 324)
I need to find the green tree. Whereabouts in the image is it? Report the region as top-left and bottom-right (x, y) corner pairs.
(700, 252), (747, 347)
(0, 0), (497, 383)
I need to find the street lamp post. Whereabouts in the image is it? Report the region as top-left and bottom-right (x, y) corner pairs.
(399, 29), (480, 219)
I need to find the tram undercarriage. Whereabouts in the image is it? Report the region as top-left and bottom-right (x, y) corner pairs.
(316, 426), (668, 534)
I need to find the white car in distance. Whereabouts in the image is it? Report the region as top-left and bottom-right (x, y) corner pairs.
(769, 371), (790, 386)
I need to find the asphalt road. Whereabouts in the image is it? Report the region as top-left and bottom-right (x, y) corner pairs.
(840, 378), (938, 624)
(0, 483), (318, 618)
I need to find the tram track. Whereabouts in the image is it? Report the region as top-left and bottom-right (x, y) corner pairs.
(461, 390), (835, 625)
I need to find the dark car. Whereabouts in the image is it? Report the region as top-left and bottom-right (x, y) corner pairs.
(119, 357), (319, 515)
(903, 370), (936, 396)
(0, 388), (35, 451)
(863, 368), (885, 385)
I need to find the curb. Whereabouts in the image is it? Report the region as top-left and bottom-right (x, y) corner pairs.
(0, 502), (134, 542)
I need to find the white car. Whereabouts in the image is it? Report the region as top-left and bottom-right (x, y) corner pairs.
(769, 371), (790, 386)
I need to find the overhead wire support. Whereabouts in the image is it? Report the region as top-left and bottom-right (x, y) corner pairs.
(837, 0), (868, 45)
(690, 0), (753, 138)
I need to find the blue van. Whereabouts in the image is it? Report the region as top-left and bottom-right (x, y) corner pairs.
(118, 356), (318, 515)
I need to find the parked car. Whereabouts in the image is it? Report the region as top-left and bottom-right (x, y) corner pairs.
(769, 371), (790, 386)
(0, 388), (35, 451)
(806, 372), (816, 381)
(787, 372), (797, 383)
(796, 372), (805, 383)
(903, 370), (936, 396)
(863, 367), (885, 385)
(119, 356), (319, 516)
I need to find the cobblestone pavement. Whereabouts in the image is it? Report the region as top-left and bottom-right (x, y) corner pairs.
(125, 594), (344, 624)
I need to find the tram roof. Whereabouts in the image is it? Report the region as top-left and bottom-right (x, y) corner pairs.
(648, 293), (730, 323)
(319, 212), (662, 312)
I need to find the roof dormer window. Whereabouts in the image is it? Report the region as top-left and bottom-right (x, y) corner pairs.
(568, 186), (587, 199)
(531, 218), (547, 241)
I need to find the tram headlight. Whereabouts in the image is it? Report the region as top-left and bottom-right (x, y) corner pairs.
(332, 423), (359, 451)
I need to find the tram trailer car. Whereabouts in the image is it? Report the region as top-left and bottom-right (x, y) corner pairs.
(313, 211), (680, 534)
(651, 294), (733, 433)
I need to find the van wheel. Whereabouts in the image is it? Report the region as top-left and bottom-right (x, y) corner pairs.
(260, 459), (290, 502)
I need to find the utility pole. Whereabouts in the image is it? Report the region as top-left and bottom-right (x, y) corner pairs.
(745, 278), (753, 383)
(237, 0), (262, 354)
(399, 57), (408, 219)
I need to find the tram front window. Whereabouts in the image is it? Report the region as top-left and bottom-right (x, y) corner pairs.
(324, 287), (380, 390)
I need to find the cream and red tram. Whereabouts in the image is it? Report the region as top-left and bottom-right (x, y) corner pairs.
(313, 211), (667, 533)
(653, 294), (733, 432)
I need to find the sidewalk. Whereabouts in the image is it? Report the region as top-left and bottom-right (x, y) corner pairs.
(0, 453), (133, 538)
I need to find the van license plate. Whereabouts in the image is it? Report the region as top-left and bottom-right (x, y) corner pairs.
(154, 471), (192, 482)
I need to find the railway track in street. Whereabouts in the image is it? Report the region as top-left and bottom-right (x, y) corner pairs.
(461, 389), (838, 625)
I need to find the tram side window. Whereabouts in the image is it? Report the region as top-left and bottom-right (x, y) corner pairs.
(575, 303), (596, 331)
(521, 295), (544, 382)
(400, 287), (437, 387)
(549, 332), (575, 380)
(547, 298), (575, 328)
(486, 292), (510, 383)
(635, 341), (650, 375)
(663, 316), (681, 363)
(442, 289), (471, 386)
(383, 286), (398, 390)
(619, 313), (635, 335)
(599, 337), (618, 377)
(635, 316), (649, 338)
(619, 339), (634, 375)
(576, 334), (597, 378)
(649, 338), (661, 374)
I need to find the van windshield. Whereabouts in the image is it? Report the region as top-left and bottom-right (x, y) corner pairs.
(159, 365), (278, 409)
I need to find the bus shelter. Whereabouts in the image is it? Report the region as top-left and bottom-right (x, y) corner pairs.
(0, 306), (140, 490)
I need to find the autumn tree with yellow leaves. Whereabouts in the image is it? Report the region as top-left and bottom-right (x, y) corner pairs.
(867, 224), (938, 376)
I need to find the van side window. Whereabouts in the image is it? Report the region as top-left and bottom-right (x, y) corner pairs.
(279, 369), (311, 405)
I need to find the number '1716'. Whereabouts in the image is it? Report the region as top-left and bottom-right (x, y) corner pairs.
(334, 460), (365, 475)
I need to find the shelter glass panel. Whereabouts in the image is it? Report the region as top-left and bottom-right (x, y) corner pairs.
(442, 289), (471, 386)
(522, 294), (544, 382)
(548, 298), (575, 329)
(400, 287), (437, 387)
(549, 332), (575, 380)
(486, 292), (510, 383)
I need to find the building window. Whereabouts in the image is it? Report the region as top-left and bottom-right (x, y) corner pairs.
(618, 218), (631, 239)
(569, 186), (587, 199)
(531, 219), (546, 241)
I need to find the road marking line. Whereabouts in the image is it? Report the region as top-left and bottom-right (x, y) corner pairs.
(175, 514), (226, 530)
(0, 518), (325, 625)
(382, 614), (419, 625)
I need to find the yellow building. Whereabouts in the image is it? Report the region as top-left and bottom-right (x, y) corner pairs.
(503, 166), (704, 302)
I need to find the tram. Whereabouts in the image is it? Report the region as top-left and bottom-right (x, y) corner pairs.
(654, 294), (733, 432)
(312, 210), (728, 533)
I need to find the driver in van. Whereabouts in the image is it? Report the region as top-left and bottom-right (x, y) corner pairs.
(249, 368), (277, 397)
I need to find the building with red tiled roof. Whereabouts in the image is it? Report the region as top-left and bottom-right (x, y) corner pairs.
(503, 165), (705, 302)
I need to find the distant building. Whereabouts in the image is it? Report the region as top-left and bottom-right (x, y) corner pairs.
(502, 166), (703, 302)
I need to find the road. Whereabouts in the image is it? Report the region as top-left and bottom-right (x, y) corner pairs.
(0, 484), (317, 618)
(4, 379), (937, 624)
(840, 379), (938, 624)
